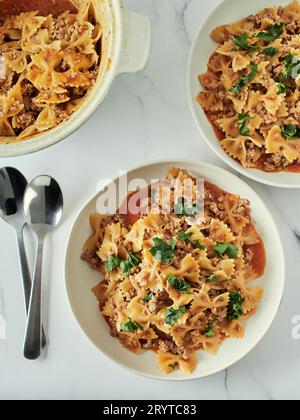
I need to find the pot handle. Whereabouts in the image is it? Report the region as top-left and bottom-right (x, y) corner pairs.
(116, 10), (151, 75)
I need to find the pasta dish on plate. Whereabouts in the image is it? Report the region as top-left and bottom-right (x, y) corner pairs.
(197, 0), (300, 173)
(81, 168), (266, 374)
(0, 0), (102, 141)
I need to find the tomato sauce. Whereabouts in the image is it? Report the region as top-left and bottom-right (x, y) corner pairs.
(205, 112), (300, 173)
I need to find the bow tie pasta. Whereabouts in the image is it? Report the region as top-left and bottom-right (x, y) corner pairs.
(197, 0), (300, 173)
(0, 0), (102, 141)
(81, 168), (266, 374)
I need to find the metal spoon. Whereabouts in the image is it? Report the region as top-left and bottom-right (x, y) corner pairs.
(23, 176), (63, 360)
(0, 167), (46, 347)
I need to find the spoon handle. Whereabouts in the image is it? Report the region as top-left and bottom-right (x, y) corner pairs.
(17, 228), (47, 349)
(23, 236), (44, 360)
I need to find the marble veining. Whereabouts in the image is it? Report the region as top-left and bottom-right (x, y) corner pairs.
(0, 0), (299, 400)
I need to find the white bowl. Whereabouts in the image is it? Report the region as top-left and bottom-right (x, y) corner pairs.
(0, 0), (151, 157)
(188, 0), (300, 188)
(65, 160), (285, 381)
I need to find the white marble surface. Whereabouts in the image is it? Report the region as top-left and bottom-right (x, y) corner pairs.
(0, 0), (300, 400)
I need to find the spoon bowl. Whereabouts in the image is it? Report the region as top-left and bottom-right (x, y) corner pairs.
(23, 175), (63, 360)
(0, 167), (27, 231)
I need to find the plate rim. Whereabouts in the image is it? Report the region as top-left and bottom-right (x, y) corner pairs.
(187, 0), (300, 189)
(64, 159), (285, 381)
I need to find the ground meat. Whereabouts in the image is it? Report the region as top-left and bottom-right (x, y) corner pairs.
(147, 291), (173, 314)
(15, 112), (36, 129)
(81, 250), (102, 270)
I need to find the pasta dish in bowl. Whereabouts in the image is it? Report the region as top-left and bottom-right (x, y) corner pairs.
(0, 0), (151, 156)
(81, 167), (266, 374)
(65, 160), (284, 380)
(188, 0), (300, 187)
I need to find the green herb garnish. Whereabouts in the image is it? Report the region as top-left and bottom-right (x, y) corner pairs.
(143, 291), (154, 302)
(150, 238), (176, 264)
(256, 23), (285, 42)
(193, 240), (206, 250)
(174, 203), (201, 217)
(120, 317), (144, 333)
(120, 253), (141, 276)
(168, 364), (176, 370)
(214, 243), (239, 259)
(177, 231), (192, 242)
(281, 124), (300, 139)
(229, 63), (258, 98)
(206, 323), (215, 338)
(227, 292), (244, 320)
(233, 33), (259, 54)
(263, 47), (278, 57)
(104, 254), (121, 272)
(278, 54), (300, 82)
(277, 83), (286, 95)
(167, 274), (191, 294)
(238, 112), (253, 136)
(204, 273), (227, 283)
(165, 306), (188, 325)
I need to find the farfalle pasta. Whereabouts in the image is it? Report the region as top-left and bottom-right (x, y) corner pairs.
(81, 168), (266, 374)
(0, 0), (101, 141)
(197, 1), (300, 172)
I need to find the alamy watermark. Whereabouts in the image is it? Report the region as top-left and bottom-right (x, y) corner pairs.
(292, 315), (300, 340)
(95, 171), (205, 221)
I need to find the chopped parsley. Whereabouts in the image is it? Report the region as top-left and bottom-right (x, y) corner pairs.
(168, 364), (176, 370)
(165, 306), (188, 325)
(177, 231), (192, 242)
(214, 242), (239, 259)
(120, 253), (141, 277)
(256, 22), (285, 42)
(120, 317), (144, 333)
(278, 54), (300, 82)
(227, 292), (244, 320)
(238, 112), (253, 136)
(150, 238), (176, 264)
(277, 83), (286, 95)
(281, 124), (300, 139)
(204, 273), (227, 283)
(143, 291), (154, 302)
(229, 63), (258, 98)
(174, 203), (201, 217)
(206, 323), (215, 338)
(167, 274), (191, 294)
(263, 47), (278, 57)
(193, 240), (206, 250)
(233, 33), (259, 54)
(104, 254), (121, 272)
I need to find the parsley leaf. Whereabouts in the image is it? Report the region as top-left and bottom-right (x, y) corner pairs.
(233, 33), (259, 54)
(256, 22), (285, 42)
(168, 364), (176, 370)
(204, 273), (227, 283)
(165, 306), (188, 325)
(120, 253), (141, 277)
(174, 203), (201, 217)
(177, 231), (192, 242)
(120, 317), (144, 333)
(227, 292), (244, 320)
(104, 254), (121, 272)
(167, 274), (191, 293)
(206, 322), (215, 337)
(238, 112), (253, 136)
(263, 47), (278, 57)
(150, 238), (176, 264)
(214, 242), (239, 259)
(278, 54), (300, 82)
(281, 124), (300, 139)
(277, 83), (286, 95)
(193, 240), (206, 250)
(143, 291), (154, 302)
(229, 63), (258, 98)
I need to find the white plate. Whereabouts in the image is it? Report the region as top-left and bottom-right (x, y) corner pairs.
(188, 0), (300, 188)
(65, 160), (285, 380)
